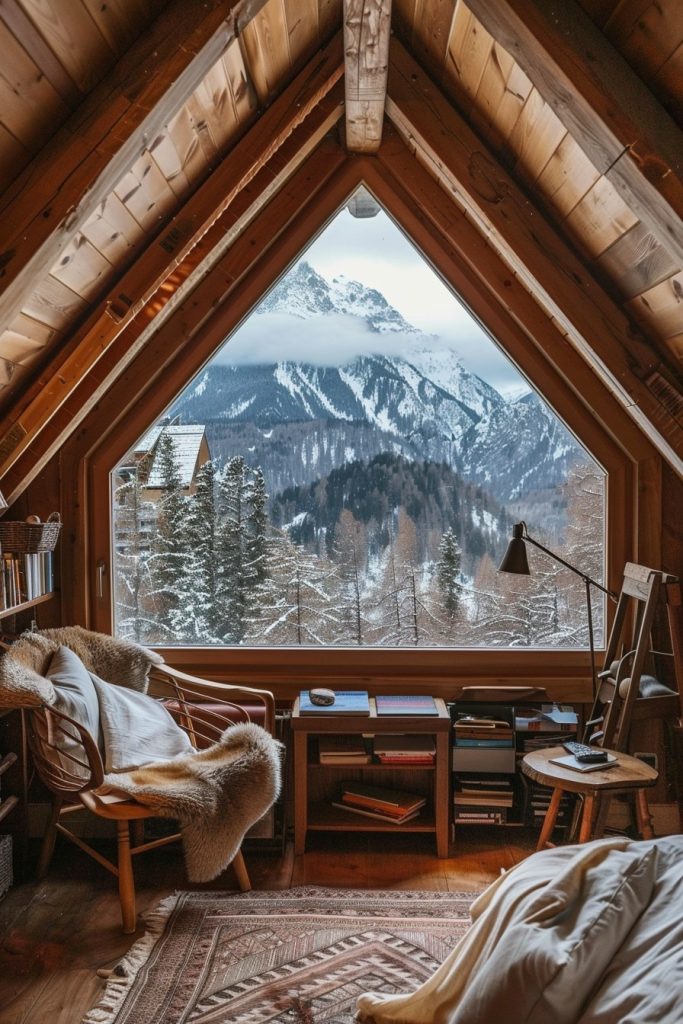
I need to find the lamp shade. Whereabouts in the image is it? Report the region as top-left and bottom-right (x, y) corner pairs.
(498, 523), (530, 575)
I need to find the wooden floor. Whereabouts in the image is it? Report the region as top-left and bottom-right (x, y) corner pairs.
(0, 829), (537, 1024)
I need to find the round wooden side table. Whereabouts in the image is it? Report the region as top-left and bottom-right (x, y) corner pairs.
(522, 746), (658, 851)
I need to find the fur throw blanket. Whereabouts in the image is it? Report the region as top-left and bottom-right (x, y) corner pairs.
(0, 627), (163, 708)
(96, 722), (282, 882)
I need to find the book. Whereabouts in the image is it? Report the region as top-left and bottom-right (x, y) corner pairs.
(298, 690), (370, 716)
(341, 781), (426, 815)
(331, 802), (422, 824)
(375, 695), (438, 716)
(549, 752), (618, 773)
(373, 735), (436, 756)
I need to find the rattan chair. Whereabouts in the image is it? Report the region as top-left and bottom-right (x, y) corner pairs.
(26, 662), (275, 934)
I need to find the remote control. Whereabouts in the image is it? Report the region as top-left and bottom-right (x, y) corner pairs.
(563, 740), (609, 763)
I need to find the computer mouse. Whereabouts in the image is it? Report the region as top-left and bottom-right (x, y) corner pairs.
(309, 687), (335, 706)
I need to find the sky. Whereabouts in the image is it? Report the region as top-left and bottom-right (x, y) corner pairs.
(217, 190), (530, 397)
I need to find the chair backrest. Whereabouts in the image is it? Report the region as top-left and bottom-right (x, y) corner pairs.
(26, 704), (104, 795)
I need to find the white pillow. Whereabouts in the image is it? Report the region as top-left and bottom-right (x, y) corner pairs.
(47, 646), (102, 780)
(89, 672), (193, 772)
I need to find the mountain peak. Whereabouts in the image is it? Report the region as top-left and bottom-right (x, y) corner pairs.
(258, 258), (417, 334)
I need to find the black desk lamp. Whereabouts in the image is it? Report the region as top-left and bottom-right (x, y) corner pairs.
(498, 521), (617, 700)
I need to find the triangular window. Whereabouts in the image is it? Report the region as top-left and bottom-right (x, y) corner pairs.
(112, 187), (606, 649)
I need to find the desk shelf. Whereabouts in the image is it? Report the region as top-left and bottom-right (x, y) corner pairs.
(292, 697), (451, 857)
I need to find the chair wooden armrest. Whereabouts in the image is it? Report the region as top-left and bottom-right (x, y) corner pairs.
(148, 663), (276, 737)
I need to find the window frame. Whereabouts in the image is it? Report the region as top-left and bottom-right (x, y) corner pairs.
(80, 163), (659, 703)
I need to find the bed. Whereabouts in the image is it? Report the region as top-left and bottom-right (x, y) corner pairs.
(357, 834), (683, 1024)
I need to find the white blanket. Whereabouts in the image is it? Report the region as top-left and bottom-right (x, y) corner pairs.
(357, 836), (683, 1024)
(89, 672), (193, 772)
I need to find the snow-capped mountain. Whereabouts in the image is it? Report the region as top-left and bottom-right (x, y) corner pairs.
(169, 261), (587, 503)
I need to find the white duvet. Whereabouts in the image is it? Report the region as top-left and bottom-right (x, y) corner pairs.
(357, 835), (683, 1024)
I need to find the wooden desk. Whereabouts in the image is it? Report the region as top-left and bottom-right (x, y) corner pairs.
(292, 697), (451, 857)
(522, 746), (658, 850)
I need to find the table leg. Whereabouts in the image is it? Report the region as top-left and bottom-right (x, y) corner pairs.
(293, 732), (308, 855)
(537, 787), (563, 850)
(435, 730), (449, 857)
(635, 789), (654, 839)
(579, 793), (596, 842)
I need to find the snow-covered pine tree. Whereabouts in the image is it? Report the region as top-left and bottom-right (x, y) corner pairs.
(437, 527), (462, 619)
(112, 469), (157, 642)
(181, 459), (218, 641)
(147, 433), (191, 641)
(332, 508), (370, 645)
(216, 456), (250, 643)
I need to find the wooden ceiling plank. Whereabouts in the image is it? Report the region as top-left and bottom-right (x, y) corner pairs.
(0, 39), (344, 479)
(511, 99), (566, 186)
(79, 0), (144, 52)
(0, 20), (72, 145)
(445, 3), (493, 99)
(222, 37), (259, 126)
(464, 0), (683, 267)
(386, 38), (683, 464)
(189, 60), (240, 154)
(605, 0), (682, 71)
(0, 0), (81, 104)
(79, 194), (143, 266)
(21, 274), (85, 331)
(318, 0), (341, 41)
(565, 176), (639, 259)
(654, 41), (683, 125)
(284, 0), (320, 55)
(410, 0), (456, 69)
(50, 233), (114, 301)
(0, 0), (272, 338)
(16, 0), (117, 94)
(472, 40), (515, 126)
(240, 1), (292, 104)
(628, 272), (683, 339)
(344, 0), (391, 153)
(0, 124), (29, 194)
(598, 223), (680, 301)
(113, 151), (178, 231)
(535, 133), (600, 219)
(0, 331), (47, 364)
(2, 131), (348, 502)
(9, 313), (58, 347)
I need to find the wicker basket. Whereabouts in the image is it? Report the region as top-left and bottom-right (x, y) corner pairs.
(0, 512), (61, 553)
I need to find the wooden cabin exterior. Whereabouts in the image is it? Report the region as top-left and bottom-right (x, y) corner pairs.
(0, 2), (681, 1013)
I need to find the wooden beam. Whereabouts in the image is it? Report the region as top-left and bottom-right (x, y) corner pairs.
(343, 0), (391, 152)
(386, 38), (683, 473)
(1, 87), (345, 505)
(464, 0), (683, 266)
(0, 35), (344, 488)
(0, 0), (271, 335)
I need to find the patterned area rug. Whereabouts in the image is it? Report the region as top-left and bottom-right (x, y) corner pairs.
(84, 887), (476, 1024)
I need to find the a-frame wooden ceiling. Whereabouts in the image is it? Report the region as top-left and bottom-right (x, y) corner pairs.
(0, 0), (681, 506)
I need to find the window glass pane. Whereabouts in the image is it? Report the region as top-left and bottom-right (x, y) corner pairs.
(112, 189), (606, 648)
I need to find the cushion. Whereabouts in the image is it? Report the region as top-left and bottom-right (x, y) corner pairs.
(89, 672), (193, 772)
(47, 646), (103, 780)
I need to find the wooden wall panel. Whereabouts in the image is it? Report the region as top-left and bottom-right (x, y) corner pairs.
(15, 0), (117, 93)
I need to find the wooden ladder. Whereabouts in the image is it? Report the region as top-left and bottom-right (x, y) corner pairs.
(584, 562), (683, 831)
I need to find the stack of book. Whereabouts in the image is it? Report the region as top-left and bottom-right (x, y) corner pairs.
(515, 704), (579, 734)
(453, 715), (514, 746)
(318, 736), (371, 765)
(373, 735), (435, 765)
(332, 782), (426, 824)
(454, 774), (514, 825)
(520, 775), (574, 831)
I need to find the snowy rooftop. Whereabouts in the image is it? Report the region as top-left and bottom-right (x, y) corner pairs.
(143, 424), (207, 488)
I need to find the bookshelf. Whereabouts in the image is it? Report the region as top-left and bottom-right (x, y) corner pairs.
(0, 591), (54, 622)
(450, 701), (580, 832)
(292, 697), (451, 857)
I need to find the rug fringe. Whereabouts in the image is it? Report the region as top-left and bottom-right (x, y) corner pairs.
(81, 892), (180, 1024)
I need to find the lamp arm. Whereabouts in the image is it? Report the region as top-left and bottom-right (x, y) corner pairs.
(522, 531), (617, 601)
